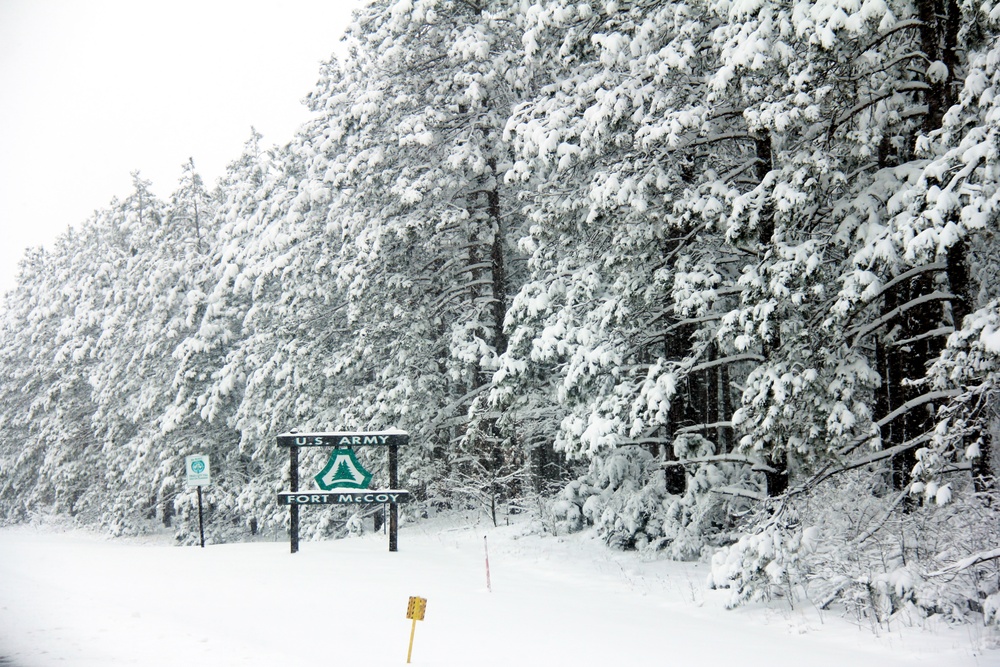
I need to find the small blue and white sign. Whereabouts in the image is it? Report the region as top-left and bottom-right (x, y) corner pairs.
(185, 454), (211, 487)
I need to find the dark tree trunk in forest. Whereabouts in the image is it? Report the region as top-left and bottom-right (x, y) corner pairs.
(719, 361), (734, 453)
(764, 462), (788, 497)
(755, 130), (786, 496)
(754, 132), (774, 246)
(884, 273), (941, 490)
(971, 431), (996, 495)
(874, 2), (962, 492)
(916, 0), (961, 133)
(945, 239), (996, 496)
(488, 160), (508, 356)
(463, 153), (515, 497)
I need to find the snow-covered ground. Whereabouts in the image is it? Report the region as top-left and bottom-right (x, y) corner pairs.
(0, 516), (996, 666)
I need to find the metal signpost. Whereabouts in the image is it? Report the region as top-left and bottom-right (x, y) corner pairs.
(185, 454), (211, 548)
(276, 430), (411, 553)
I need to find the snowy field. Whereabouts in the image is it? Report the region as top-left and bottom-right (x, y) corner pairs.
(0, 516), (996, 666)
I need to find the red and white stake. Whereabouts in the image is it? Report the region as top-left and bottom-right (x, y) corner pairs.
(484, 535), (492, 593)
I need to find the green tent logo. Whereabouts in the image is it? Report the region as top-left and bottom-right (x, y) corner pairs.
(315, 448), (373, 490)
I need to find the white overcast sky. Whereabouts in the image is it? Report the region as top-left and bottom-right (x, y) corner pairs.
(0, 0), (361, 296)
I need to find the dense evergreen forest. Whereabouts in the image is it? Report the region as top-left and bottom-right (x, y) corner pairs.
(2, 0), (999, 626)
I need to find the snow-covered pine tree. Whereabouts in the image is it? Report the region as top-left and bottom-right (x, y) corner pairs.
(301, 0), (533, 512)
(67, 169), (222, 535)
(704, 0), (999, 621)
(501, 0), (768, 553)
(166, 130), (328, 540)
(0, 243), (105, 523)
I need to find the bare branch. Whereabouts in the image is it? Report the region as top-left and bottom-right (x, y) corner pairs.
(710, 485), (767, 501)
(929, 547), (1000, 576)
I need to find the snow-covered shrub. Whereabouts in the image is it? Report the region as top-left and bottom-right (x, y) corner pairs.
(708, 506), (816, 607)
(658, 434), (759, 560)
(987, 593), (1000, 627)
(553, 448), (664, 549)
(553, 435), (756, 556)
(714, 468), (1000, 628)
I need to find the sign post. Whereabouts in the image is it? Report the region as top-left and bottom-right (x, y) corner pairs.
(276, 431), (411, 553)
(185, 454), (211, 548)
(390, 443), (399, 552)
(405, 596), (427, 664)
(289, 445), (299, 554)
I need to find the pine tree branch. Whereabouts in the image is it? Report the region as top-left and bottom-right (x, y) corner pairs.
(886, 325), (953, 348)
(837, 261), (947, 330)
(849, 290), (956, 346)
(868, 262), (948, 304)
(830, 81), (930, 138)
(641, 313), (724, 344)
(686, 353), (765, 374)
(871, 389), (963, 432)
(680, 454), (774, 472)
(788, 432), (935, 496)
(860, 18), (924, 54)
(674, 421), (734, 435)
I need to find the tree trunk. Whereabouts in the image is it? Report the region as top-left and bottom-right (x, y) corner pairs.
(488, 159), (508, 357)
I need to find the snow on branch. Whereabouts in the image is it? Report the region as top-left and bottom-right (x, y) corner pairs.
(674, 421), (734, 435)
(790, 433), (934, 494)
(686, 353), (765, 374)
(930, 548), (1000, 576)
(452, 261), (495, 276)
(680, 454), (775, 473)
(831, 81), (930, 137)
(872, 389), (963, 431)
(643, 313), (725, 342)
(851, 490), (908, 545)
(651, 132), (752, 160)
(432, 278), (496, 310)
(886, 326), (953, 349)
(428, 384), (490, 430)
(659, 225), (703, 266)
(865, 262), (948, 306)
(859, 18), (924, 54)
(849, 290), (956, 347)
(709, 485), (767, 501)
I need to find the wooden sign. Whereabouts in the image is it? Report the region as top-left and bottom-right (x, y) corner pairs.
(277, 429), (409, 554)
(406, 596), (427, 621)
(276, 431), (409, 447)
(278, 491), (412, 505)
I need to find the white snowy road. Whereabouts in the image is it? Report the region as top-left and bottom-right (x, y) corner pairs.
(0, 519), (994, 666)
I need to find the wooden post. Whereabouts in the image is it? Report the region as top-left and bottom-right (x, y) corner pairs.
(290, 445), (299, 554)
(389, 443), (399, 552)
(405, 596), (426, 663)
(406, 617), (417, 663)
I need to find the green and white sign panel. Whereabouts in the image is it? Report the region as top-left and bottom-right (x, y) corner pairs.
(185, 454), (211, 487)
(315, 448), (373, 490)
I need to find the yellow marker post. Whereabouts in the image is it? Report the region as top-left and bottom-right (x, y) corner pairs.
(405, 596), (427, 663)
